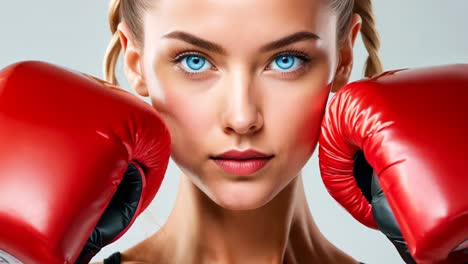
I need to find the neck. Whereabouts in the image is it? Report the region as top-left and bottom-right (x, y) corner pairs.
(149, 173), (355, 264)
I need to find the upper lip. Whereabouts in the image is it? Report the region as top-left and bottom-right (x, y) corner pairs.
(212, 149), (273, 160)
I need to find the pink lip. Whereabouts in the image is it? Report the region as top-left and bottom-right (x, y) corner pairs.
(213, 149), (272, 159)
(211, 149), (273, 176)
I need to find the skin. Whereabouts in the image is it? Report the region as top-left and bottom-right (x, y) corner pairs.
(99, 0), (362, 263)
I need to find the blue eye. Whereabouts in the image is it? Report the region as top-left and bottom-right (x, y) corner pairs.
(180, 55), (211, 72)
(270, 55), (303, 71)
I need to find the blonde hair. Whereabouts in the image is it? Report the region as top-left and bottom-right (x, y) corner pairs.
(103, 0), (383, 85)
(353, 0), (383, 77)
(103, 0), (149, 85)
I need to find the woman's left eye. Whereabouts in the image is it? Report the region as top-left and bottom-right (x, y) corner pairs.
(269, 55), (304, 72)
(180, 55), (212, 72)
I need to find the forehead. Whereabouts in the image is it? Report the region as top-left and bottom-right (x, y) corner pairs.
(144, 0), (336, 51)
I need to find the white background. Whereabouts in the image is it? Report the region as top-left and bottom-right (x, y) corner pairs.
(1, 1), (467, 263)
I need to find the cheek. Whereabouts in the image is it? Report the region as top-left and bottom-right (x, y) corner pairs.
(265, 71), (332, 165)
(290, 86), (330, 148)
(149, 78), (217, 167)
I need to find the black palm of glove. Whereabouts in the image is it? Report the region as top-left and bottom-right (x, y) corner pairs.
(75, 163), (143, 264)
(354, 151), (416, 264)
(371, 172), (416, 264)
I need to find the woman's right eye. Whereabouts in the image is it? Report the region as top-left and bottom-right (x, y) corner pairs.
(179, 55), (213, 73)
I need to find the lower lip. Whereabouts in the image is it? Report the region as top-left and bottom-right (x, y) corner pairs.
(212, 158), (272, 176)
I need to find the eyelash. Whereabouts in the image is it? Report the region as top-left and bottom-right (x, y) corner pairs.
(170, 49), (313, 79)
(170, 50), (214, 79)
(267, 50), (312, 78)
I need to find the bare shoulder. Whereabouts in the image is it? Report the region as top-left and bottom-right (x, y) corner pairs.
(89, 261), (147, 264)
(89, 253), (150, 264)
(92, 229), (170, 264)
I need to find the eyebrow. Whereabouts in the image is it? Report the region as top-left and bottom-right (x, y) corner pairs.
(162, 31), (320, 55)
(260, 31), (320, 52)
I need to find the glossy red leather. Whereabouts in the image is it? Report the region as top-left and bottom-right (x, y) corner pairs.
(319, 65), (468, 263)
(0, 61), (171, 263)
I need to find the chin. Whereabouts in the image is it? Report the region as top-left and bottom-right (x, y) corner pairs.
(206, 180), (279, 211)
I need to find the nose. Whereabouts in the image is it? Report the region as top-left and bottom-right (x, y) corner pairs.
(221, 69), (263, 135)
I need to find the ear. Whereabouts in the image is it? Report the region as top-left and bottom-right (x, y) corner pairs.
(331, 14), (362, 93)
(117, 22), (149, 97)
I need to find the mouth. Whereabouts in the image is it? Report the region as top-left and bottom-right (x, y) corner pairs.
(210, 149), (274, 176)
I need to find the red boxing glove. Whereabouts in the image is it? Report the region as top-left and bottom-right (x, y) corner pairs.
(0, 61), (171, 264)
(319, 65), (468, 263)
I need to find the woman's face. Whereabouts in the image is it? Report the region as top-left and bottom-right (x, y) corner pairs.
(137, 0), (341, 210)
